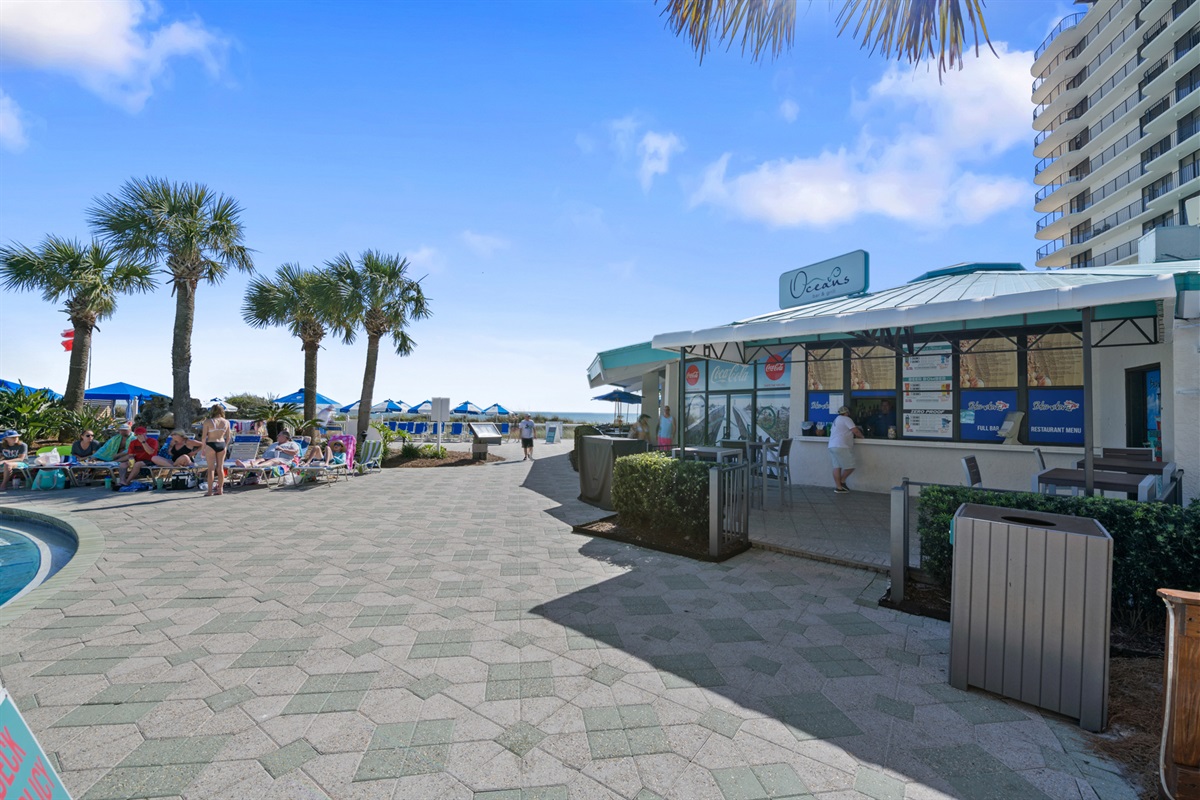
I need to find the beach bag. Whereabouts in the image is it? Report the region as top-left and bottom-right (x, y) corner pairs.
(170, 473), (197, 490)
(31, 469), (67, 490)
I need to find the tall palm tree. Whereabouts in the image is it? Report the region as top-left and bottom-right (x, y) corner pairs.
(325, 250), (431, 441)
(88, 177), (254, 427)
(659, 0), (991, 76)
(0, 236), (155, 411)
(241, 263), (343, 431)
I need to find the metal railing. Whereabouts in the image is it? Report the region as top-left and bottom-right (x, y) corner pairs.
(709, 461), (750, 558)
(1037, 12), (1088, 60)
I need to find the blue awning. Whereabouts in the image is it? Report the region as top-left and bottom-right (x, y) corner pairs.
(84, 382), (167, 402)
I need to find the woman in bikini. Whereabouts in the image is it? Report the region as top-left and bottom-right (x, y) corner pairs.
(200, 405), (232, 496)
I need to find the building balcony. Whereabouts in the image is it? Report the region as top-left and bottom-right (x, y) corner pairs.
(1036, 12), (1088, 61)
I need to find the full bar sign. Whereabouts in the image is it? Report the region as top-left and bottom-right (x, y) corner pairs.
(779, 250), (869, 309)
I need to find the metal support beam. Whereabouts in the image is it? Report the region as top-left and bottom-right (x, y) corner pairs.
(1083, 306), (1095, 496)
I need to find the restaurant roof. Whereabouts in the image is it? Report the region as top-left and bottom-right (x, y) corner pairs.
(651, 263), (1198, 362)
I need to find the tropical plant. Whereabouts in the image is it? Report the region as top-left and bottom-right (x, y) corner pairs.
(371, 420), (408, 454)
(0, 387), (66, 443)
(324, 250), (431, 441)
(246, 400), (308, 438)
(420, 444), (447, 459)
(0, 236), (156, 411)
(58, 406), (119, 442)
(242, 263), (342, 432)
(88, 177), (254, 428)
(659, 0), (990, 77)
(224, 393), (270, 413)
(400, 441), (423, 459)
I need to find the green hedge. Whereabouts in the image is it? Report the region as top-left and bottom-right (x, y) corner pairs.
(918, 486), (1200, 624)
(612, 453), (709, 541)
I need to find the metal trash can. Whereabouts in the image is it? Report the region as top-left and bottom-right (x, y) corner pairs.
(950, 503), (1112, 731)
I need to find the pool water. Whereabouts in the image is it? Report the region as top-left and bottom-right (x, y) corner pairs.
(0, 520), (76, 607)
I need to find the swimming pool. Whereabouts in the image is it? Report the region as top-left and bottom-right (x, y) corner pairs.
(0, 519), (77, 607)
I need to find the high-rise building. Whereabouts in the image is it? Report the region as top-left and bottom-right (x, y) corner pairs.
(1033, 0), (1199, 268)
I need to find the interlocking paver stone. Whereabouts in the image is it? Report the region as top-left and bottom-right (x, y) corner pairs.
(0, 441), (1137, 800)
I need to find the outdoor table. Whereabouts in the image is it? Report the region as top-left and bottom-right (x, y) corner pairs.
(1073, 457), (1174, 476)
(672, 446), (742, 464)
(1033, 467), (1157, 501)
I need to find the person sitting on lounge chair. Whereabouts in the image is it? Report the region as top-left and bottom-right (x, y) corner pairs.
(150, 431), (202, 469)
(328, 439), (348, 466)
(301, 439), (331, 465)
(240, 430), (301, 467)
(0, 429), (29, 490)
(118, 427), (158, 486)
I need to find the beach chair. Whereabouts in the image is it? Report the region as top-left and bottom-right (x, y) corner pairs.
(290, 433), (355, 487)
(211, 435), (267, 488)
(499, 422), (511, 441)
(412, 422), (427, 439)
(449, 422), (464, 441)
(357, 439), (383, 474)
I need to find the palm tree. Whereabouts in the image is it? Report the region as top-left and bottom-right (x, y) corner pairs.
(88, 177), (254, 427)
(0, 236), (155, 411)
(659, 0), (991, 76)
(242, 263), (343, 431)
(325, 250), (431, 441)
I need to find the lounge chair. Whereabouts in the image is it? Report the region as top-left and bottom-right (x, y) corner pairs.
(499, 422), (511, 441)
(357, 439), (383, 474)
(289, 433), (355, 487)
(448, 422), (464, 441)
(412, 422), (427, 439)
(205, 435), (267, 488)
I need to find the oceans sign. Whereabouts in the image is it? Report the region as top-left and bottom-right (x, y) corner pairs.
(0, 689), (72, 799)
(961, 390), (1018, 441)
(779, 250), (869, 310)
(1029, 388), (1085, 445)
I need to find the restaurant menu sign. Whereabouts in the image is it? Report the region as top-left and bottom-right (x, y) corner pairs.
(1028, 388), (1085, 445)
(0, 688), (72, 798)
(779, 250), (869, 309)
(902, 341), (954, 439)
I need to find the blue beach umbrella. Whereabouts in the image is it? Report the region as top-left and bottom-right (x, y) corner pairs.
(275, 388), (339, 406)
(452, 401), (483, 415)
(410, 399), (432, 415)
(593, 389), (641, 424)
(339, 401), (361, 414)
(483, 403), (509, 416)
(372, 399), (408, 414)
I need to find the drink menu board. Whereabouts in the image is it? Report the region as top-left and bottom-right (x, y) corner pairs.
(902, 341), (954, 439)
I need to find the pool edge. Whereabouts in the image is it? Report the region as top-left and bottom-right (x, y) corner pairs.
(0, 506), (105, 627)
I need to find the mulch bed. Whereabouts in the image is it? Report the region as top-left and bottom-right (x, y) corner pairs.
(884, 578), (1164, 798)
(383, 453), (505, 468)
(572, 515), (749, 562)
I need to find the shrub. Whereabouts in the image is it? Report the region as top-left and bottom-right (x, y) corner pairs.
(569, 424), (602, 472)
(0, 387), (65, 443)
(371, 421), (408, 454)
(421, 444), (447, 459)
(612, 452), (709, 541)
(400, 441), (422, 459)
(59, 406), (118, 441)
(917, 485), (1200, 626)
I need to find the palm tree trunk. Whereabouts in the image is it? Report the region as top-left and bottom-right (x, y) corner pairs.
(356, 333), (380, 441)
(172, 280), (196, 427)
(63, 320), (91, 412)
(303, 338), (319, 436)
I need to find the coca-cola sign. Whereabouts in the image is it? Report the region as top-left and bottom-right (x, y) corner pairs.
(685, 364), (700, 386)
(764, 354), (786, 382)
(779, 250), (869, 309)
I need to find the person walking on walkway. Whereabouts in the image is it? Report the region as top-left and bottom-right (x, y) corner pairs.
(828, 405), (863, 493)
(657, 406), (674, 452)
(518, 414), (536, 461)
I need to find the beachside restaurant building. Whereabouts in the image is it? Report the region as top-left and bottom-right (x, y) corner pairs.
(591, 244), (1200, 504)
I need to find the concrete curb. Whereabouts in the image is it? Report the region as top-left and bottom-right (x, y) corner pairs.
(0, 504), (105, 627)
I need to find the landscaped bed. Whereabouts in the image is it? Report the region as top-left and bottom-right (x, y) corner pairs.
(383, 452), (504, 468)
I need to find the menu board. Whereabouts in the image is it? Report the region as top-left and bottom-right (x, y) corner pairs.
(902, 342), (953, 439)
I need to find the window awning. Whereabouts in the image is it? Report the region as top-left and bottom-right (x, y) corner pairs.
(588, 341), (677, 389)
(652, 266), (1194, 364)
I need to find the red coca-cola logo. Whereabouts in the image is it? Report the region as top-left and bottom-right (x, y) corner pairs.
(764, 354), (785, 381)
(685, 364), (700, 386)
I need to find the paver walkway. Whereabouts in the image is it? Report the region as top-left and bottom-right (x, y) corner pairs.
(0, 442), (1137, 799)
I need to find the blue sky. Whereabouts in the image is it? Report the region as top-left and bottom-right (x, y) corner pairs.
(0, 0), (1073, 412)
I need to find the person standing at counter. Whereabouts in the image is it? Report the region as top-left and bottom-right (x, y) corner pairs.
(828, 406), (863, 493)
(657, 406), (674, 452)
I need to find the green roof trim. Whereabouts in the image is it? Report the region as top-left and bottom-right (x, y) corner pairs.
(908, 262), (1025, 283)
(1176, 272), (1200, 291)
(597, 341), (677, 370)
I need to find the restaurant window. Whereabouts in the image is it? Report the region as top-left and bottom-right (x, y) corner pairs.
(1027, 332), (1085, 445)
(683, 360), (707, 445)
(958, 337), (1018, 441)
(850, 346), (896, 439)
(755, 355), (791, 442)
(1125, 364), (1161, 450)
(805, 346), (845, 430)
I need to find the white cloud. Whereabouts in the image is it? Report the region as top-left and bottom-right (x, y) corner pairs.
(0, 89), (29, 152)
(608, 116), (638, 157)
(461, 230), (510, 258)
(637, 131), (684, 191)
(779, 99), (799, 123)
(691, 43), (1033, 228)
(0, 0), (227, 112)
(405, 246), (444, 274)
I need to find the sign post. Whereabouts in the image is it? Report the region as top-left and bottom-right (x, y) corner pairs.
(431, 397), (450, 452)
(778, 250), (869, 309)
